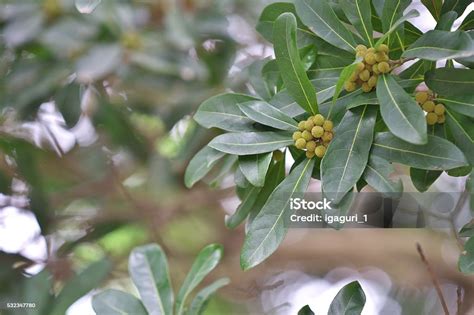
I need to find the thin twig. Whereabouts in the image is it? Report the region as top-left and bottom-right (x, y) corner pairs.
(416, 243), (450, 315)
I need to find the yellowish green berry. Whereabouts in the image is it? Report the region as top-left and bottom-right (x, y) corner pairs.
(359, 69), (370, 81)
(311, 126), (324, 138)
(298, 121), (306, 131)
(322, 131), (333, 142)
(437, 114), (446, 124)
(302, 130), (312, 141)
(422, 101), (435, 112)
(306, 150), (315, 159)
(323, 120), (333, 131)
(292, 131), (302, 141)
(434, 104), (445, 115)
(306, 141), (317, 152)
(426, 112), (438, 125)
(295, 138), (306, 149)
(315, 145), (326, 158)
(313, 114), (325, 126)
(378, 62), (390, 73)
(415, 91), (429, 104)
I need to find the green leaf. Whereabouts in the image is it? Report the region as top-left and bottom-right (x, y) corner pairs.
(421, 0), (443, 21)
(459, 236), (474, 274)
(295, 0), (357, 52)
(460, 221), (474, 238)
(274, 13), (318, 115)
(410, 168), (442, 192)
(376, 74), (427, 145)
(241, 158), (315, 270)
(92, 289), (148, 315)
(209, 132), (293, 155)
(185, 146), (226, 188)
(298, 305), (315, 315)
(425, 68), (474, 96)
(460, 11), (474, 31)
(398, 60), (431, 80)
(435, 96), (474, 118)
(441, 0), (472, 17)
(469, 170), (474, 213)
(371, 132), (468, 170)
(375, 9), (419, 48)
(23, 270), (52, 315)
(225, 184), (261, 229)
(340, 0), (374, 46)
(187, 278), (230, 315)
(435, 11), (458, 31)
(76, 44), (123, 82)
(50, 259), (111, 315)
(403, 30), (474, 60)
(363, 155), (402, 198)
(332, 59), (360, 105)
(238, 101), (298, 131)
(194, 93), (259, 132)
(248, 59), (274, 100)
(129, 244), (173, 315)
(322, 106), (377, 204)
(328, 281), (366, 315)
(445, 109), (474, 165)
(175, 244), (223, 315)
(239, 153), (273, 187)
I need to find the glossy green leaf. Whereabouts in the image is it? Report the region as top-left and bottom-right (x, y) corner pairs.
(239, 153), (273, 187)
(76, 44), (122, 82)
(194, 93), (258, 132)
(459, 236), (474, 274)
(371, 132), (468, 170)
(340, 0), (374, 46)
(435, 11), (457, 31)
(445, 109), (474, 165)
(421, 0), (442, 21)
(208, 155), (238, 188)
(398, 59), (430, 80)
(23, 270), (52, 315)
(425, 68), (474, 96)
(188, 278), (230, 315)
(380, 0), (411, 49)
(226, 184), (261, 229)
(298, 305), (315, 315)
(185, 146), (226, 188)
(241, 158), (315, 270)
(328, 281), (366, 315)
(175, 244), (223, 315)
(322, 106), (377, 204)
(376, 9), (419, 48)
(248, 59), (274, 100)
(332, 59), (361, 105)
(403, 30), (474, 60)
(441, 0), (472, 17)
(209, 132), (293, 155)
(363, 155), (402, 198)
(447, 166), (472, 177)
(129, 244), (173, 315)
(460, 11), (474, 31)
(410, 168), (442, 192)
(92, 289), (148, 315)
(460, 221), (474, 237)
(469, 170), (474, 213)
(274, 13), (318, 115)
(295, 0), (357, 52)
(50, 259), (111, 315)
(376, 74), (427, 145)
(238, 101), (298, 131)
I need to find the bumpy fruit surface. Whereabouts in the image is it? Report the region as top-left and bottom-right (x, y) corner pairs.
(345, 44), (392, 93)
(415, 90), (446, 125)
(292, 114), (334, 159)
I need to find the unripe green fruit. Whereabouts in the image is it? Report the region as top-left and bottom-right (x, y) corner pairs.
(378, 62), (390, 73)
(367, 47), (376, 53)
(305, 119), (315, 130)
(356, 50), (366, 58)
(422, 101), (435, 112)
(368, 75), (377, 88)
(292, 131), (302, 141)
(313, 114), (325, 126)
(349, 72), (358, 82)
(434, 104), (445, 115)
(315, 145), (326, 158)
(361, 82), (372, 92)
(322, 131), (333, 142)
(273, 150), (284, 161)
(323, 141), (330, 147)
(359, 69), (370, 81)
(437, 114), (446, 124)
(356, 62), (365, 72)
(364, 53), (376, 65)
(372, 65), (380, 75)
(356, 44), (367, 52)
(374, 52), (386, 63)
(306, 140), (317, 152)
(306, 150), (315, 159)
(365, 64), (372, 72)
(378, 44), (389, 53)
(298, 121), (306, 131)
(295, 138), (306, 149)
(344, 81), (357, 92)
(323, 120), (333, 131)
(311, 126), (324, 138)
(415, 91), (429, 104)
(302, 130), (312, 141)
(426, 112), (438, 125)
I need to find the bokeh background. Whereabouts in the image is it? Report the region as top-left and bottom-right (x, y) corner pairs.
(0, 0), (473, 314)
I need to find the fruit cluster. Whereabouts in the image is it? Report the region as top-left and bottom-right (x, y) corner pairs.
(415, 91), (446, 125)
(344, 44), (391, 93)
(292, 114), (334, 159)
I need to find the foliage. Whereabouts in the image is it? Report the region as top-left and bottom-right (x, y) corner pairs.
(92, 243), (227, 315)
(187, 0), (474, 271)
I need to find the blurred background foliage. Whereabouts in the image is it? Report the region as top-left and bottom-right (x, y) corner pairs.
(0, 0), (473, 314)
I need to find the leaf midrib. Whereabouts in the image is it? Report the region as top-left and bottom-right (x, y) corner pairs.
(355, 0), (373, 46)
(373, 143), (464, 162)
